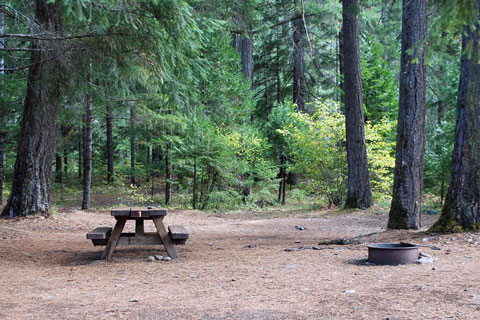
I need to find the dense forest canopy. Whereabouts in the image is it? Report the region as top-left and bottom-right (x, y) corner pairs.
(0, 0), (478, 232)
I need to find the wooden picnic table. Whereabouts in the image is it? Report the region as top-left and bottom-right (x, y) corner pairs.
(87, 207), (189, 261)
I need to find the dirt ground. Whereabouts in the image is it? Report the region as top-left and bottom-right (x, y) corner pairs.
(0, 207), (479, 320)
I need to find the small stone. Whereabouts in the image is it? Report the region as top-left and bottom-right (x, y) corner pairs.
(422, 237), (430, 242)
(416, 285), (426, 291)
(295, 240), (302, 243)
(189, 273), (198, 278)
(446, 248), (452, 254)
(432, 267), (437, 271)
(360, 261), (376, 266)
(299, 246), (312, 250)
(145, 269), (150, 273)
(464, 255), (473, 259)
(146, 256), (155, 262)
(285, 264), (296, 269)
(238, 238), (243, 240)
(154, 255), (164, 261)
(42, 295), (56, 299)
(284, 248), (298, 252)
(295, 225), (305, 230)
(471, 294), (480, 300)
(345, 289), (356, 294)
(431, 246), (441, 250)
(419, 252), (432, 258)
(430, 233), (439, 236)
(231, 278), (236, 281)
(467, 238), (474, 243)
(244, 244), (261, 248)
(115, 284), (125, 288)
(451, 237), (456, 241)
(416, 256), (434, 264)
(129, 298), (139, 302)
(162, 256), (172, 262)
(312, 246), (324, 250)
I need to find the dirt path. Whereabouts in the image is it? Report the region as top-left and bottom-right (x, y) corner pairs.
(0, 209), (479, 319)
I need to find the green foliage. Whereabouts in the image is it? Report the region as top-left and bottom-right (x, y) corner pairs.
(280, 100), (396, 207)
(365, 119), (396, 198)
(1, 0), (471, 213)
(361, 39), (398, 123)
(280, 101), (347, 207)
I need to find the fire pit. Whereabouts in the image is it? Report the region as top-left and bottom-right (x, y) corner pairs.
(367, 243), (419, 265)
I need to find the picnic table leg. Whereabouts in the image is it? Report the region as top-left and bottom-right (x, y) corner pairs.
(152, 217), (178, 258)
(135, 219), (144, 236)
(101, 218), (126, 260)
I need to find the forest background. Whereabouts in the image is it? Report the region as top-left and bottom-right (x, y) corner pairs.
(0, 1), (471, 226)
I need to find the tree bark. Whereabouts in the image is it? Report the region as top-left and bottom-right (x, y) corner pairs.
(78, 129), (82, 180)
(293, 0), (306, 112)
(0, 132), (4, 205)
(106, 101), (114, 183)
(233, 34), (253, 82)
(55, 153), (62, 184)
(388, 0), (427, 229)
(165, 142), (171, 205)
(232, 9), (253, 84)
(192, 157), (197, 209)
(278, 155), (286, 205)
(63, 153), (68, 178)
(82, 94), (93, 210)
(1, 0), (62, 217)
(338, 17), (344, 101)
(129, 103), (136, 186)
(430, 21), (480, 232)
(342, 0), (373, 209)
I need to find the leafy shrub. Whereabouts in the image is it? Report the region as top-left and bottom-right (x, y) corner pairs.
(280, 100), (396, 207)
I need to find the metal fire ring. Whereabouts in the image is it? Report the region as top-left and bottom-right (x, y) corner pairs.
(367, 243), (419, 265)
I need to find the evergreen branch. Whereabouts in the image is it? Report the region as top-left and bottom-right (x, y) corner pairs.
(231, 14), (317, 35)
(0, 32), (132, 41)
(0, 55), (58, 72)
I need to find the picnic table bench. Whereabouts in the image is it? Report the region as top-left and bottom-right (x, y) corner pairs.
(86, 207), (189, 260)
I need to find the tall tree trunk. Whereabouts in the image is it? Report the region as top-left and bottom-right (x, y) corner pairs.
(430, 20), (480, 233)
(342, 0), (373, 209)
(1, 0), (62, 217)
(338, 17), (344, 101)
(78, 130), (82, 181)
(55, 154), (62, 184)
(129, 103), (136, 186)
(192, 157), (197, 210)
(282, 156), (286, 205)
(63, 153), (68, 175)
(0, 132), (4, 205)
(106, 101), (114, 183)
(232, 9), (253, 84)
(276, 43), (281, 104)
(387, 0), (427, 229)
(82, 95), (93, 210)
(0, 11), (5, 205)
(240, 36), (253, 82)
(293, 0), (306, 112)
(165, 142), (171, 205)
(278, 154), (286, 205)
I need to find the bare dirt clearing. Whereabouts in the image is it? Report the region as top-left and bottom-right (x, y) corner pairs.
(0, 209), (479, 319)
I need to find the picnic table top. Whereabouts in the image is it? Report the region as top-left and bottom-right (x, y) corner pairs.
(111, 207), (167, 218)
